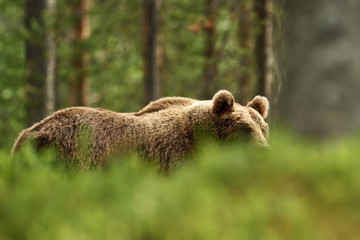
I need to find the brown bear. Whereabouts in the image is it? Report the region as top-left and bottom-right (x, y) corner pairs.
(12, 90), (270, 171)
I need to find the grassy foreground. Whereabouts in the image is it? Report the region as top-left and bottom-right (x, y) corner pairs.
(1, 132), (360, 240)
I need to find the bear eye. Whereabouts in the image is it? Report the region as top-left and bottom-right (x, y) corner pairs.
(240, 126), (252, 137)
(262, 128), (268, 137)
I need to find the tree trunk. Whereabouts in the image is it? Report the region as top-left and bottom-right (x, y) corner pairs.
(279, 0), (360, 137)
(238, 0), (254, 105)
(199, 0), (217, 99)
(45, 0), (56, 115)
(24, 0), (57, 127)
(70, 0), (90, 106)
(254, 0), (273, 100)
(143, 0), (161, 104)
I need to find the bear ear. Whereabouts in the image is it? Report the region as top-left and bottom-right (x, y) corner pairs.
(212, 90), (235, 115)
(247, 96), (269, 119)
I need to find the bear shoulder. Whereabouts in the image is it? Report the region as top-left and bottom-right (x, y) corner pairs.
(135, 97), (198, 116)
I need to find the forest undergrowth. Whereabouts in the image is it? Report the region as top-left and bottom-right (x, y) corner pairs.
(1, 130), (360, 240)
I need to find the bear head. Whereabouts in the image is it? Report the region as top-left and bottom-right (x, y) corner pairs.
(211, 90), (270, 147)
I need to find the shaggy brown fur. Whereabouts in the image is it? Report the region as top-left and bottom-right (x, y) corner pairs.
(12, 90), (270, 171)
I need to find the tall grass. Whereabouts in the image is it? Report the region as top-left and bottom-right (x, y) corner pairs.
(1, 131), (360, 240)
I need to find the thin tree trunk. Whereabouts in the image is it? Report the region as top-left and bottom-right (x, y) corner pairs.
(254, 0), (273, 100)
(70, 0), (90, 106)
(200, 0), (217, 99)
(143, 0), (161, 104)
(45, 0), (56, 115)
(238, 0), (254, 105)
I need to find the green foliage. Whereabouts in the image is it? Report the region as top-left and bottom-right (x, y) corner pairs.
(0, 0), (26, 148)
(1, 132), (360, 239)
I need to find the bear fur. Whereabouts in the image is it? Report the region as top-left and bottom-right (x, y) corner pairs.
(12, 90), (270, 171)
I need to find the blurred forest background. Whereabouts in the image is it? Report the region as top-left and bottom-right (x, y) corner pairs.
(2, 0), (360, 147)
(2, 0), (277, 148)
(1, 0), (360, 239)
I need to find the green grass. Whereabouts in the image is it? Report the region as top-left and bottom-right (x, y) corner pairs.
(1, 131), (360, 240)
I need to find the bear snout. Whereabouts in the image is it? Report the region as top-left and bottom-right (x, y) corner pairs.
(251, 131), (270, 148)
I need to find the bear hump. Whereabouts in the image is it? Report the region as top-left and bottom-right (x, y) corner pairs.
(135, 97), (197, 116)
